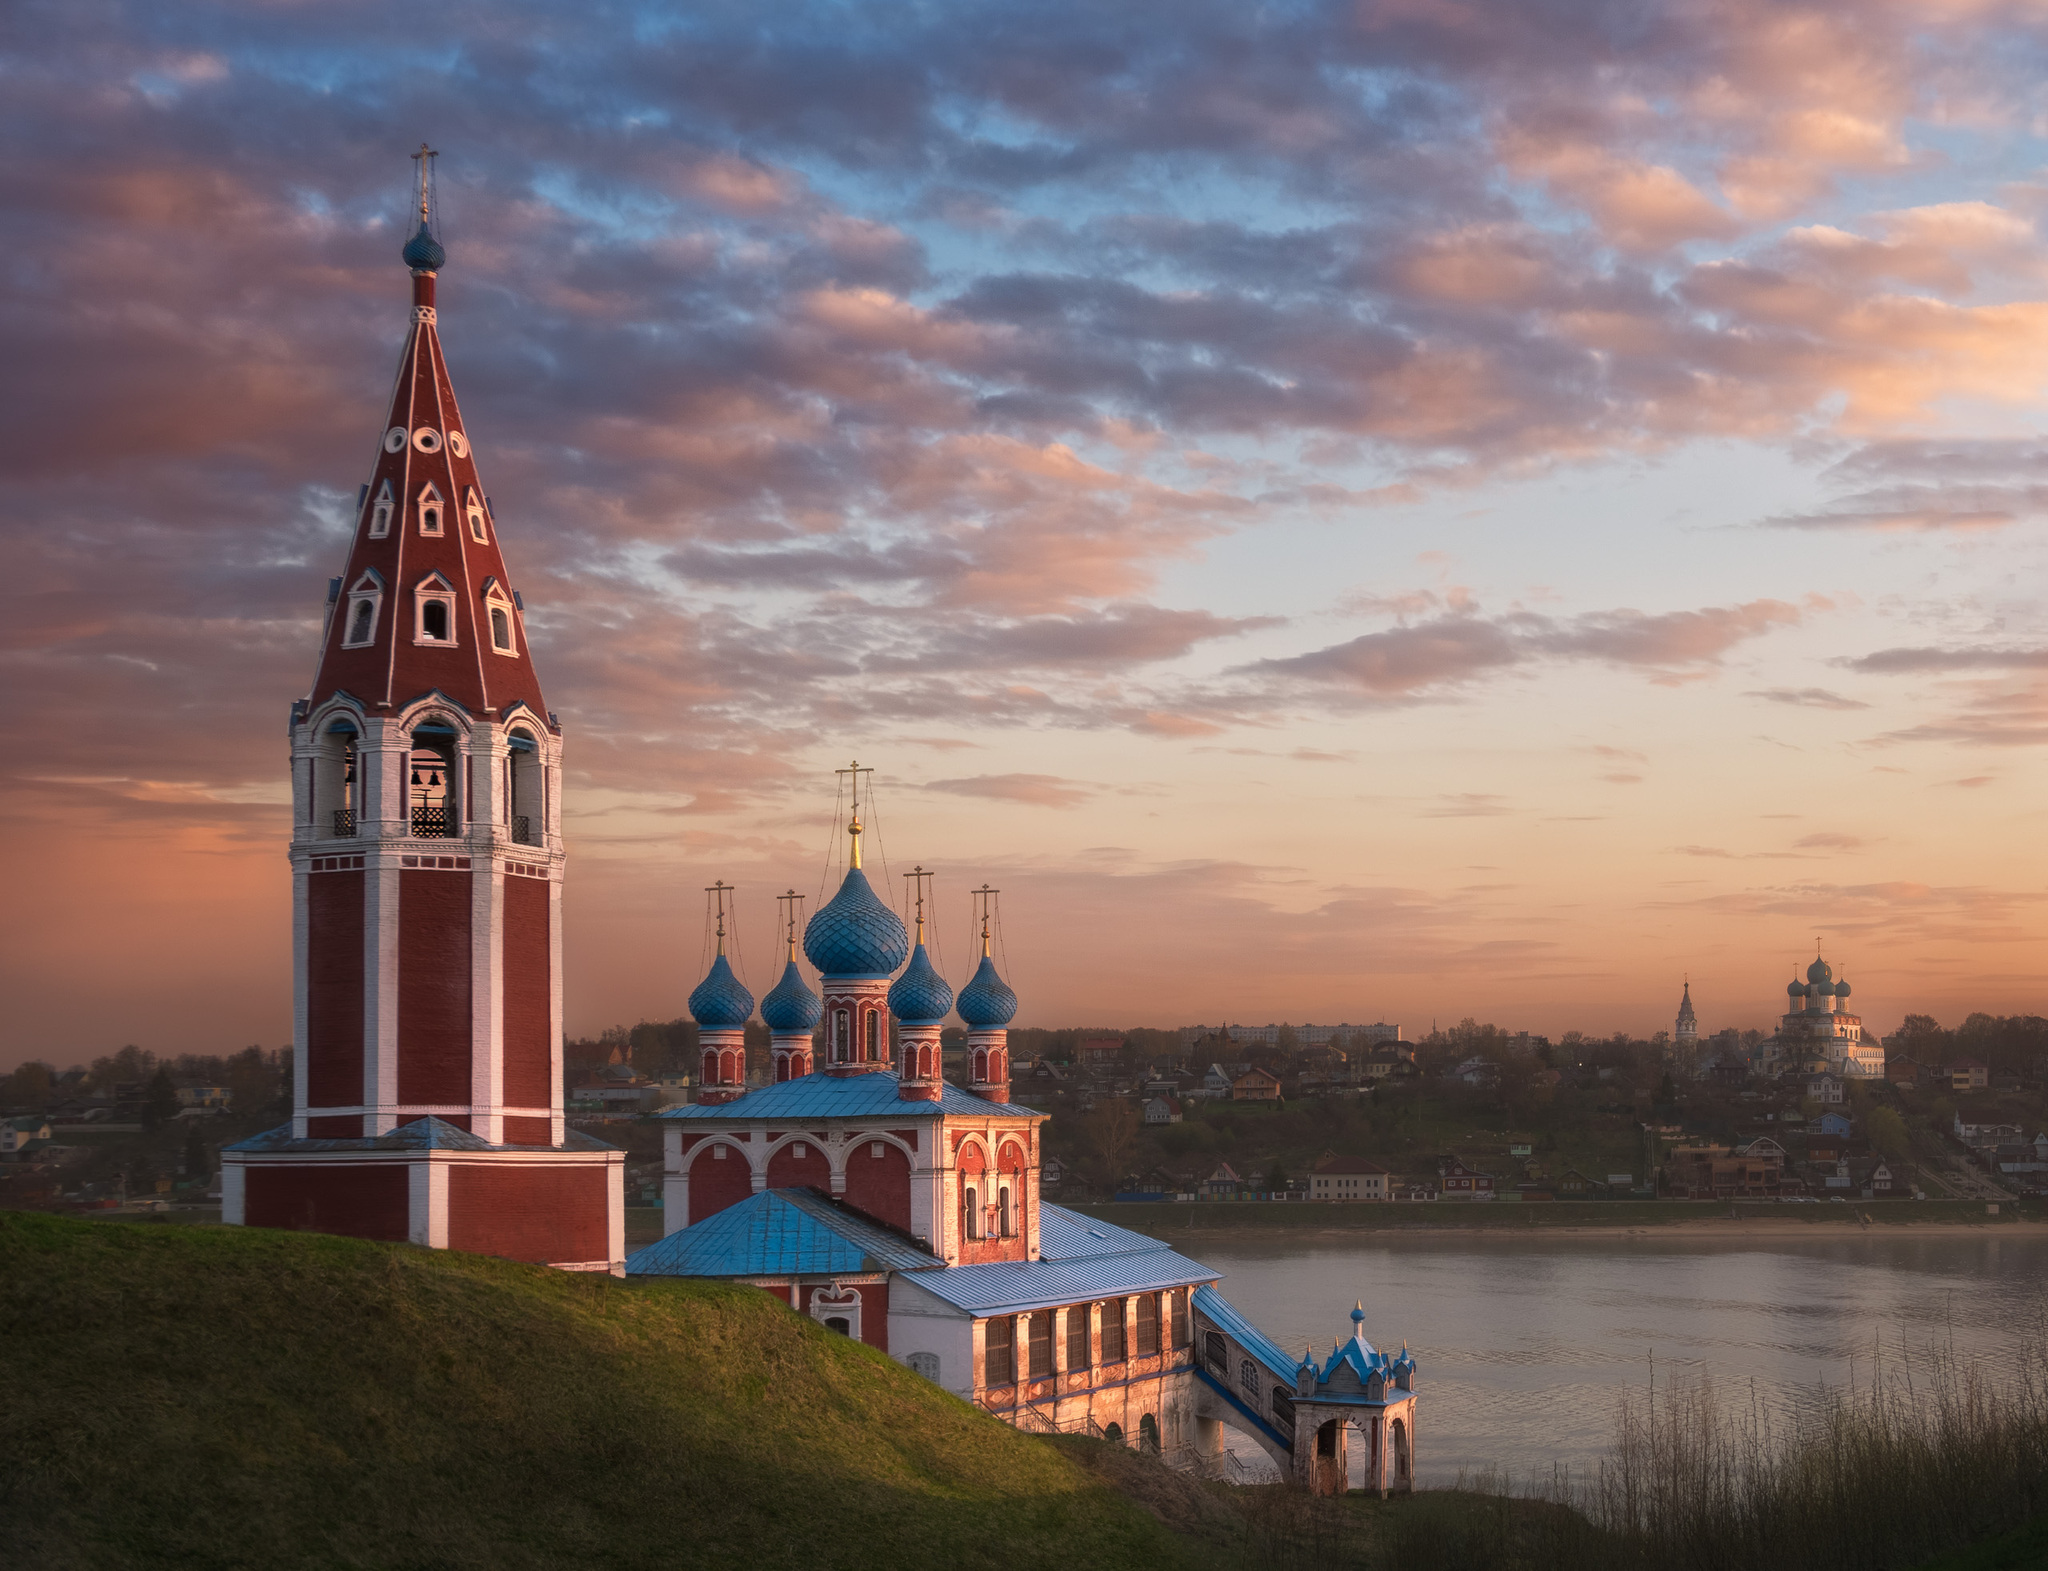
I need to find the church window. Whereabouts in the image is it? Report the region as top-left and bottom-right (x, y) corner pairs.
(367, 479), (395, 538)
(448, 429), (469, 458)
(833, 1009), (850, 1062)
(483, 580), (517, 656)
(1170, 1290), (1189, 1349)
(417, 483), (444, 535)
(466, 488), (488, 543)
(1101, 1300), (1126, 1364)
(1065, 1305), (1091, 1370)
(1272, 1388), (1296, 1430)
(411, 425), (443, 454)
(1240, 1359), (1259, 1401)
(341, 571), (383, 649)
(383, 425), (408, 454)
(984, 1316), (1014, 1387)
(1135, 1293), (1160, 1357)
(1205, 1331), (1227, 1376)
(1026, 1311), (1052, 1378)
(998, 1184), (1013, 1236)
(963, 1185), (980, 1239)
(414, 574), (456, 645)
(865, 1009), (880, 1061)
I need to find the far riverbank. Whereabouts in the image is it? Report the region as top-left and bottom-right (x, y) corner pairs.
(1069, 1197), (2046, 1237)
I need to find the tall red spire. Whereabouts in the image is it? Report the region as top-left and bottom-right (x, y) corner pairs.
(312, 146), (548, 726)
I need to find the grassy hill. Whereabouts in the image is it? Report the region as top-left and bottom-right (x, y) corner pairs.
(0, 1212), (1214, 1571)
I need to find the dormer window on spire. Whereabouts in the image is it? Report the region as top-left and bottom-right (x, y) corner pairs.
(466, 488), (488, 543)
(367, 479), (395, 539)
(418, 483), (444, 536)
(482, 579), (517, 656)
(414, 572), (457, 645)
(341, 571), (384, 649)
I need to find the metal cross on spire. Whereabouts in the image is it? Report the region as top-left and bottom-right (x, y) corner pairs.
(411, 142), (439, 225)
(835, 759), (873, 869)
(904, 865), (935, 942)
(776, 888), (806, 959)
(706, 880), (735, 955)
(971, 883), (1000, 955)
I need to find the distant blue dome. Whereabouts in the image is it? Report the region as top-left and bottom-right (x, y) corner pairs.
(1806, 955), (1833, 988)
(688, 953), (754, 1029)
(1834, 979), (1851, 999)
(956, 953), (1018, 1028)
(1787, 981), (1806, 999)
(402, 221), (446, 271)
(761, 958), (822, 1033)
(888, 943), (954, 1025)
(803, 868), (908, 979)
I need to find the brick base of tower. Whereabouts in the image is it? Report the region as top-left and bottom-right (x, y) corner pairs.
(224, 1127), (625, 1271)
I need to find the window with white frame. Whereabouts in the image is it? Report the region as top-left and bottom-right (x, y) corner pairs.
(341, 571), (383, 648)
(367, 479), (395, 539)
(482, 579), (517, 655)
(417, 483), (444, 536)
(414, 573), (457, 645)
(465, 487), (488, 543)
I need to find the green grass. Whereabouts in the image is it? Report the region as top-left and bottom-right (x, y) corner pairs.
(0, 1211), (1213, 1571)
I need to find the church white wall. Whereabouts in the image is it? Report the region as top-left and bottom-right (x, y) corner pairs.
(888, 1274), (977, 1398)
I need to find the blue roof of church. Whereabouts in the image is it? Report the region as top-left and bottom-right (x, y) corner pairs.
(760, 958), (822, 1032)
(1194, 1282), (1300, 1384)
(225, 1115), (617, 1154)
(899, 1203), (1215, 1317)
(689, 953), (755, 1028)
(624, 1188), (935, 1279)
(655, 1072), (1038, 1121)
(803, 867), (908, 979)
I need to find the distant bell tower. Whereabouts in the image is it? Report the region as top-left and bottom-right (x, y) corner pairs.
(223, 148), (623, 1270)
(1674, 977), (1697, 1055)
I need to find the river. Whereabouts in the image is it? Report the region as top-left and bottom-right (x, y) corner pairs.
(1189, 1230), (2048, 1486)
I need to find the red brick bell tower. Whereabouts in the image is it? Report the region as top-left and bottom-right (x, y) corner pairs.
(222, 148), (623, 1270)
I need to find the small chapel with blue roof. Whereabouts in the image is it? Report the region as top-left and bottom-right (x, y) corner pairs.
(626, 772), (1419, 1494)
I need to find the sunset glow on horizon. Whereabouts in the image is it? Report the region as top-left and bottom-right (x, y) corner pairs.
(7, 1), (2048, 1066)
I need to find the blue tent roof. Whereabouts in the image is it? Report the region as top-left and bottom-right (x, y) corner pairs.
(225, 1116), (616, 1155)
(656, 1071), (1039, 1122)
(625, 1188), (935, 1279)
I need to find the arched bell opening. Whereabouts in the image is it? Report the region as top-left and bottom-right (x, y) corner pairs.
(408, 721), (458, 838)
(507, 727), (543, 846)
(314, 720), (360, 839)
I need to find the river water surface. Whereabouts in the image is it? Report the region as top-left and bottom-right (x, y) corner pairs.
(1188, 1230), (2048, 1486)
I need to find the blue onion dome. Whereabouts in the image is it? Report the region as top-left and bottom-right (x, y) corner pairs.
(887, 943), (954, 1025)
(402, 221), (446, 271)
(956, 953), (1018, 1028)
(1806, 955), (1833, 988)
(1834, 978), (1851, 999)
(1787, 980), (1806, 999)
(802, 868), (908, 978)
(1351, 1303), (1367, 1328)
(761, 958), (822, 1033)
(688, 953), (754, 1028)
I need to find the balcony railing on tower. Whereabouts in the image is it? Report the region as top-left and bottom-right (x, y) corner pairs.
(511, 814), (539, 846)
(411, 805), (452, 838)
(332, 808), (356, 838)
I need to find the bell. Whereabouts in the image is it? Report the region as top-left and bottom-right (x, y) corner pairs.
(428, 769), (443, 788)
(410, 768), (422, 786)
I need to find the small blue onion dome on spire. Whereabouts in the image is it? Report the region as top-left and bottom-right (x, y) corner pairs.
(688, 953), (754, 1028)
(888, 943), (954, 1025)
(1351, 1302), (1367, 1328)
(402, 221), (445, 272)
(804, 867), (909, 979)
(1787, 980), (1806, 999)
(957, 953), (1018, 1028)
(1834, 978), (1851, 999)
(761, 957), (822, 1033)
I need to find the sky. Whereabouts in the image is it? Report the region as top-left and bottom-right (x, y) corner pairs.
(6, 0), (2048, 1067)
